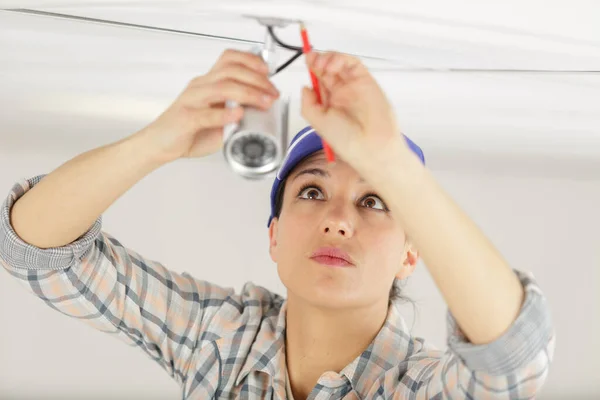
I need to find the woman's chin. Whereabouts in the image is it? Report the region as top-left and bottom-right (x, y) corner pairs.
(294, 283), (364, 309)
(281, 265), (366, 308)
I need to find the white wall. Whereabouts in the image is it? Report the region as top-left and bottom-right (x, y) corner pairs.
(0, 134), (598, 399)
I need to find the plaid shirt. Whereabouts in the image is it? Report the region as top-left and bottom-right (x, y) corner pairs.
(1, 175), (555, 399)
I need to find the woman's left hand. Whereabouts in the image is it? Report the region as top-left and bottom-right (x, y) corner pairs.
(301, 51), (412, 180)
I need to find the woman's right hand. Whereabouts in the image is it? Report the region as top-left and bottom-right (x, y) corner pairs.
(137, 49), (280, 164)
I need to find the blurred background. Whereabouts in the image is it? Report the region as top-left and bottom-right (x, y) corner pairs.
(0, 1), (599, 399)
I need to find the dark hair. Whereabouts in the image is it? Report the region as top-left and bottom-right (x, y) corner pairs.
(273, 178), (410, 305)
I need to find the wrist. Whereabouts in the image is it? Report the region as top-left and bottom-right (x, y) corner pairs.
(364, 136), (424, 188)
(386, 147), (426, 188)
(119, 129), (173, 171)
(124, 127), (179, 168)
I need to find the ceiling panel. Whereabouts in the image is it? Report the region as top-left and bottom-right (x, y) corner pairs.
(1, 8), (599, 171)
(2, 0), (600, 71)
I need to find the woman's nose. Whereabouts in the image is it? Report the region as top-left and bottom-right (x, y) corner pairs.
(323, 225), (350, 236)
(320, 206), (355, 238)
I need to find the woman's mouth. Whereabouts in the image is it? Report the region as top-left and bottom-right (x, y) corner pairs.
(310, 247), (355, 267)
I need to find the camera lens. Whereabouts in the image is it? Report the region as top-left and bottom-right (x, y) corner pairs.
(231, 134), (276, 167)
(244, 139), (264, 158)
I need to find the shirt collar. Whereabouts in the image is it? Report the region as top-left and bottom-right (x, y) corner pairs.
(339, 300), (415, 393)
(236, 297), (414, 395)
(235, 301), (288, 389)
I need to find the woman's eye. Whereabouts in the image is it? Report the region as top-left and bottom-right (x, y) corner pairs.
(299, 187), (325, 200)
(361, 195), (386, 210)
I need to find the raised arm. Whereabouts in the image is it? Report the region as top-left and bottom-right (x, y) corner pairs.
(10, 49), (279, 250)
(0, 49), (280, 386)
(299, 50), (555, 398)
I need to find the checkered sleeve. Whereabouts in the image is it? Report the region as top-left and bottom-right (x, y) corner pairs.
(405, 270), (555, 399)
(0, 175), (236, 385)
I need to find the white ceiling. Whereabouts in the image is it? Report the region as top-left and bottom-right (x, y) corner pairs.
(4, 0), (600, 70)
(1, 1), (599, 178)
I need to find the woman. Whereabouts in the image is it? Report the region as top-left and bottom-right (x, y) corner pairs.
(0, 49), (554, 399)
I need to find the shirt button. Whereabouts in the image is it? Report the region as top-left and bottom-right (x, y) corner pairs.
(318, 371), (344, 387)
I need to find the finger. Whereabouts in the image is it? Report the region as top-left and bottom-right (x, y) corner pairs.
(213, 49), (269, 74)
(208, 64), (279, 96)
(326, 52), (361, 75)
(319, 72), (341, 102)
(185, 127), (225, 158)
(312, 52), (363, 82)
(210, 101), (226, 108)
(193, 106), (244, 130)
(327, 83), (361, 109)
(207, 80), (277, 110)
(301, 86), (354, 146)
(340, 66), (357, 82)
(301, 86), (325, 127)
(315, 78), (332, 108)
(340, 61), (365, 81)
(309, 52), (335, 78)
(326, 83), (372, 124)
(320, 86), (331, 109)
(182, 80), (275, 110)
(305, 51), (318, 67)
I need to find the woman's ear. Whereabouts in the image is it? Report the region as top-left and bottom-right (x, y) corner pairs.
(397, 241), (419, 280)
(268, 218), (279, 263)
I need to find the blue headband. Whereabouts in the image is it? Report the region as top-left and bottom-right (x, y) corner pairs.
(267, 126), (425, 227)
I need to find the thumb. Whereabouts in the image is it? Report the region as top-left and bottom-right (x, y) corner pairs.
(300, 86), (358, 149)
(301, 86), (327, 129)
(185, 127), (224, 158)
(305, 51), (318, 70)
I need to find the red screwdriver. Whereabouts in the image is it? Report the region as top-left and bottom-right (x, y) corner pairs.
(300, 23), (335, 163)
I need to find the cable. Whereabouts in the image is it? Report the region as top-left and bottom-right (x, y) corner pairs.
(267, 26), (305, 76)
(267, 26), (303, 52)
(267, 24), (334, 160)
(275, 50), (303, 74)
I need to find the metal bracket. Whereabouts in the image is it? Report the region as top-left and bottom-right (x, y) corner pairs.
(242, 15), (300, 75)
(242, 14), (300, 28)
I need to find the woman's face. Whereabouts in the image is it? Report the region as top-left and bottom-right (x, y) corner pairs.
(269, 151), (417, 309)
